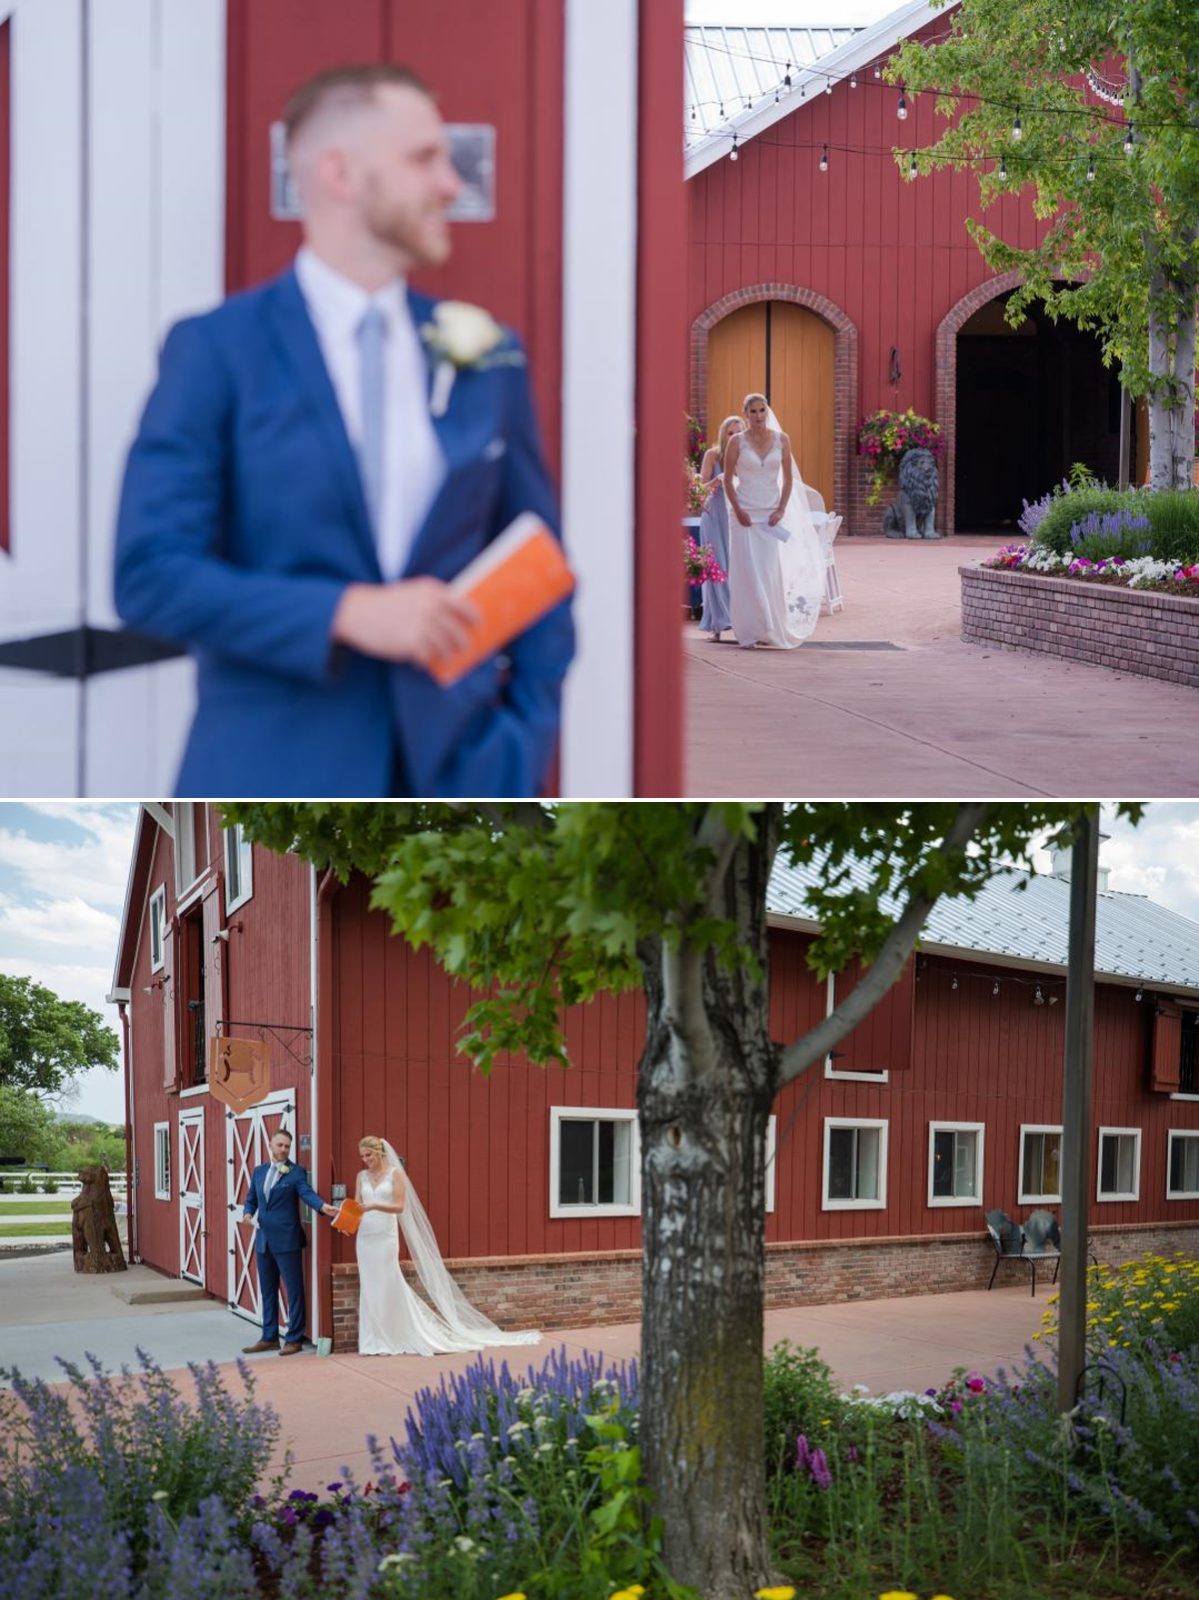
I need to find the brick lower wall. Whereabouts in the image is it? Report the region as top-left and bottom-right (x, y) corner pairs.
(961, 564), (1199, 686)
(328, 1220), (1199, 1352)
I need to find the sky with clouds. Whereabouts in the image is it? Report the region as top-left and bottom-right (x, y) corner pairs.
(685, 1), (898, 24)
(0, 801), (1195, 1126)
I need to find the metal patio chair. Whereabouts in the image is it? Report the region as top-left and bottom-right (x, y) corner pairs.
(984, 1206), (1060, 1296)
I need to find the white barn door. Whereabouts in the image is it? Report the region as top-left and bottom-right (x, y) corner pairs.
(225, 1090), (297, 1326)
(178, 1107), (205, 1284)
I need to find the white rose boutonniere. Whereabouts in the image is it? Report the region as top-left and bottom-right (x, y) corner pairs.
(279, 1164), (291, 1176)
(421, 300), (527, 417)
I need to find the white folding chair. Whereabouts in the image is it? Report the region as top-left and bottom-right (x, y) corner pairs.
(804, 486), (844, 615)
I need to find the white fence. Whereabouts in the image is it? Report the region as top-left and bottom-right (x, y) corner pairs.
(0, 1169), (128, 1197)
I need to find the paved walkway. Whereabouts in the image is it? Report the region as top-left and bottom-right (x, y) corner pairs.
(1, 1252), (1046, 1492)
(686, 537), (1199, 796)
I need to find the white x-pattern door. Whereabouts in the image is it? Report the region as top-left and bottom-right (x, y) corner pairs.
(226, 1091), (296, 1325)
(178, 1108), (205, 1284)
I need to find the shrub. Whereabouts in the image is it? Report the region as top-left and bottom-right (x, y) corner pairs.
(1034, 486), (1130, 554)
(41, 1178), (58, 1195)
(1142, 488), (1199, 564)
(0, 1351), (287, 1594)
(1038, 1253), (1199, 1362)
(763, 1341), (845, 1479)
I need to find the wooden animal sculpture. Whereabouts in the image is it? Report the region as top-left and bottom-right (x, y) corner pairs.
(72, 1165), (128, 1274)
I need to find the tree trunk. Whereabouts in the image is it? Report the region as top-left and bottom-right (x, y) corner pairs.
(637, 815), (780, 1598)
(1146, 249), (1197, 491)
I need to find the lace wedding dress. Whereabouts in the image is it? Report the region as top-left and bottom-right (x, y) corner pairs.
(727, 432), (824, 649)
(355, 1156), (541, 1356)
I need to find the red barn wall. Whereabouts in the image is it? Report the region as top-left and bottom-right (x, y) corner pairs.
(686, 14), (1055, 534)
(223, 0), (564, 478)
(128, 811), (313, 1314)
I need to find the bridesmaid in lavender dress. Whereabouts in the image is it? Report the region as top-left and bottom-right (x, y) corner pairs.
(697, 415), (744, 640)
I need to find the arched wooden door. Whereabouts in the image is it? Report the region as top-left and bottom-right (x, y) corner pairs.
(706, 301), (836, 510)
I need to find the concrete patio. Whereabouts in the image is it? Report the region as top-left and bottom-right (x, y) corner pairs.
(685, 536), (1199, 796)
(1, 1250), (1047, 1493)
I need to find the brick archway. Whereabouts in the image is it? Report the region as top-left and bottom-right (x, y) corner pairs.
(935, 271), (1028, 537)
(691, 284), (858, 528)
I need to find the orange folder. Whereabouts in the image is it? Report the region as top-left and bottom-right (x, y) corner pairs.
(331, 1198), (363, 1235)
(427, 512), (576, 688)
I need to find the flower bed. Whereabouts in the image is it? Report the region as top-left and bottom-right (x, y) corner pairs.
(961, 561), (1199, 688)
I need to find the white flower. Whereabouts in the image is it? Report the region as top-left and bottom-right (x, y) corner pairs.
(452, 1535), (477, 1554)
(150, 1491), (169, 1503)
(377, 1552), (413, 1571)
(425, 300), (504, 366)
(507, 1420), (529, 1436)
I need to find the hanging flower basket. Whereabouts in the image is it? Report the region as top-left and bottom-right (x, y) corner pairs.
(857, 408), (942, 506)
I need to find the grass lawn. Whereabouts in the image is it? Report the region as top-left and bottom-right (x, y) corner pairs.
(0, 1200), (74, 1215)
(0, 1220), (72, 1236)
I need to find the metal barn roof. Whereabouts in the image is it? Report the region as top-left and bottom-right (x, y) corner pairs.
(767, 856), (1199, 996)
(684, 0), (954, 177)
(684, 25), (862, 153)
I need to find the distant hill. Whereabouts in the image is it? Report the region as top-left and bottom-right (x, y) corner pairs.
(54, 1111), (112, 1127)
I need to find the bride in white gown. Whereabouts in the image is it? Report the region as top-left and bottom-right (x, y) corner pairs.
(723, 393), (824, 649)
(351, 1136), (541, 1356)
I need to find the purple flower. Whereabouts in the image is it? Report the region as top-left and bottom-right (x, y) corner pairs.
(809, 1446), (832, 1491)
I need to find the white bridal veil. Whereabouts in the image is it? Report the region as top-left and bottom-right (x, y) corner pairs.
(379, 1139), (540, 1347)
(762, 401), (825, 638)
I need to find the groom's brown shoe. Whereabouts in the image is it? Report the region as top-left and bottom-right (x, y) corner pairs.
(279, 1342), (303, 1356)
(241, 1339), (279, 1353)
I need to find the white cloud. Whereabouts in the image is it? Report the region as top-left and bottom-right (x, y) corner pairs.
(0, 804), (137, 910)
(0, 895), (119, 948)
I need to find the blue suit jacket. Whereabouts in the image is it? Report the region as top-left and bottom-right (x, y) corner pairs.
(242, 1161), (325, 1257)
(114, 270), (575, 797)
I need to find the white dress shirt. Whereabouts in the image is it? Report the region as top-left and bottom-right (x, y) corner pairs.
(294, 246), (446, 581)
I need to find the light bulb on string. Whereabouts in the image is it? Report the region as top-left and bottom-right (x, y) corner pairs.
(897, 91), (908, 120)
(1086, 155), (1095, 181)
(850, 73), (858, 89)
(1011, 112), (1022, 140)
(998, 156), (1007, 180)
(951, 974), (959, 991)
(992, 980), (1000, 996)
(873, 62), (882, 79)
(825, 78), (833, 95)
(908, 152), (918, 178)
(1124, 124), (1135, 154)
(729, 134), (739, 162)
(1034, 985), (1045, 1006)
(819, 144), (829, 172)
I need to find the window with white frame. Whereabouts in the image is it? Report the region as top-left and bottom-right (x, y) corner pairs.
(764, 1114), (777, 1213)
(224, 823), (254, 914)
(153, 1122), (171, 1199)
(149, 885), (166, 973)
(823, 973), (888, 1081)
(550, 1108), (640, 1218)
(1097, 1127), (1141, 1202)
(928, 1122), (985, 1206)
(173, 803), (198, 896)
(1019, 1124), (1063, 1204)
(1167, 1131), (1199, 1199)
(822, 1118), (888, 1210)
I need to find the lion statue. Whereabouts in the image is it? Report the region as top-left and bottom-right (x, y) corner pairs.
(72, 1165), (127, 1274)
(882, 447), (940, 539)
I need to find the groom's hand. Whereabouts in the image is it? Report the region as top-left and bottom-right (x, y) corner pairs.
(320, 1204), (339, 1219)
(332, 580), (480, 670)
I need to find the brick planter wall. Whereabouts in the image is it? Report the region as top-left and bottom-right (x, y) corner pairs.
(328, 1221), (1199, 1351)
(961, 564), (1199, 687)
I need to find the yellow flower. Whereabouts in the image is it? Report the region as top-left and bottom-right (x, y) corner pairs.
(495, 1594), (527, 1600)
(755, 1590), (796, 1600)
(878, 1592), (920, 1600)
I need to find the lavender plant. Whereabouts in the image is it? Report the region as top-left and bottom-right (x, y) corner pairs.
(1068, 508), (1151, 563)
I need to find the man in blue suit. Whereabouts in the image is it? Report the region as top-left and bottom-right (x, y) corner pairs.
(115, 63), (574, 798)
(241, 1128), (336, 1356)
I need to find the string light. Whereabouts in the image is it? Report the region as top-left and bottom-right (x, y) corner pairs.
(951, 975), (959, 990)
(1086, 155), (1095, 180)
(819, 143), (829, 171)
(998, 155), (1007, 180)
(873, 63), (882, 79)
(993, 981), (1000, 996)
(1124, 123), (1135, 153)
(1034, 984), (1045, 1005)
(729, 133), (739, 162)
(825, 79), (833, 95)
(1011, 111), (1022, 140)
(897, 90), (908, 120)
(850, 72), (858, 89)
(909, 152), (918, 178)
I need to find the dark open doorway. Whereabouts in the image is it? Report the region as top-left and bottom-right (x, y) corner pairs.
(955, 293), (1125, 533)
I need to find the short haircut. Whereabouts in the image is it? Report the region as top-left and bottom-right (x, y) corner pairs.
(283, 64), (433, 149)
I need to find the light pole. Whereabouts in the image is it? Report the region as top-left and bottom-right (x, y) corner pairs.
(1057, 807), (1099, 1414)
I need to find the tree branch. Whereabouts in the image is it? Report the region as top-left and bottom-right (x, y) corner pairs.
(777, 802), (993, 1087)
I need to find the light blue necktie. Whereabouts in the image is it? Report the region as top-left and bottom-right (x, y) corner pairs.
(264, 1163), (282, 1203)
(356, 304), (387, 536)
